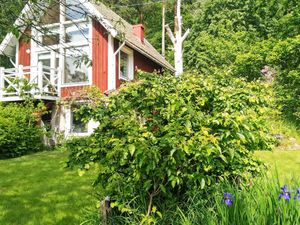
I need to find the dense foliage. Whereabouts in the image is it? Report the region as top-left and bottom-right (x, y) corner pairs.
(0, 102), (44, 159)
(67, 72), (274, 221)
(268, 36), (300, 125)
(185, 0), (300, 127)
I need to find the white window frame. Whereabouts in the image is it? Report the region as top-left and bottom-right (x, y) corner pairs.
(119, 46), (134, 81)
(62, 45), (91, 86)
(64, 104), (99, 137)
(31, 0), (93, 89)
(70, 105), (88, 135)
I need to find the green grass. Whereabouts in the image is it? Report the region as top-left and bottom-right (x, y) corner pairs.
(0, 150), (97, 225)
(1, 149), (300, 225)
(255, 150), (300, 181)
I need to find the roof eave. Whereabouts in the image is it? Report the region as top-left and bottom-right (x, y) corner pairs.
(79, 0), (118, 37)
(125, 41), (175, 72)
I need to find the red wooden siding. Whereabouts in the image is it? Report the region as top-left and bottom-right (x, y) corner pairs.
(61, 86), (86, 98)
(18, 33), (31, 67)
(134, 51), (162, 73)
(92, 19), (108, 92)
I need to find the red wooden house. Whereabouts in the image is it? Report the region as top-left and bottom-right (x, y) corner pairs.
(0, 0), (174, 138)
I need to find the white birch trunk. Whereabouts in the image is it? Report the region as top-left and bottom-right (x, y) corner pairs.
(166, 0), (190, 77)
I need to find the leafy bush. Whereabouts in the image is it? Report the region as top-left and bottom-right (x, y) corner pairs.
(267, 35), (300, 127)
(0, 102), (44, 159)
(67, 72), (275, 222)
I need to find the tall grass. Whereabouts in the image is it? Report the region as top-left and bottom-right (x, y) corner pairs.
(82, 173), (300, 225)
(179, 174), (300, 225)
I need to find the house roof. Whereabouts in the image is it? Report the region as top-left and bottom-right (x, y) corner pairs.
(89, 1), (174, 72)
(0, 0), (174, 72)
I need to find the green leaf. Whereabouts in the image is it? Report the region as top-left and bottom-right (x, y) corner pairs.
(128, 144), (135, 156)
(220, 155), (228, 163)
(201, 178), (205, 189)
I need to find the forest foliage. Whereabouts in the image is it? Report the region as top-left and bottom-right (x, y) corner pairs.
(184, 0), (300, 126)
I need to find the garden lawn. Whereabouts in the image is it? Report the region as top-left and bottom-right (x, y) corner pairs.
(0, 150), (96, 225)
(255, 150), (300, 182)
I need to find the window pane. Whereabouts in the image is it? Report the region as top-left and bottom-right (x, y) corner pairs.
(42, 33), (60, 46)
(66, 0), (87, 21)
(40, 2), (60, 25)
(120, 51), (129, 79)
(38, 55), (51, 66)
(66, 25), (89, 43)
(38, 53), (51, 71)
(71, 106), (88, 133)
(64, 47), (90, 84)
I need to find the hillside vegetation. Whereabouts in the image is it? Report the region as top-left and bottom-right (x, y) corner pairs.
(0, 0), (299, 224)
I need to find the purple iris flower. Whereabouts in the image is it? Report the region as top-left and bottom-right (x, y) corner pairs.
(223, 192), (233, 206)
(294, 187), (300, 201)
(279, 185), (292, 200)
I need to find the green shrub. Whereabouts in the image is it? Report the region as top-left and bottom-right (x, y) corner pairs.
(0, 102), (44, 159)
(267, 35), (300, 127)
(67, 72), (275, 222)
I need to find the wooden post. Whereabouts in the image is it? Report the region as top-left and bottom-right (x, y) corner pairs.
(18, 65), (24, 95)
(57, 69), (61, 97)
(38, 62), (43, 95)
(18, 65), (24, 78)
(100, 196), (111, 225)
(162, 0), (166, 57)
(166, 0), (190, 77)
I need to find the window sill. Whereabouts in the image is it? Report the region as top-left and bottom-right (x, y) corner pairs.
(120, 76), (132, 82)
(68, 132), (90, 137)
(61, 82), (91, 88)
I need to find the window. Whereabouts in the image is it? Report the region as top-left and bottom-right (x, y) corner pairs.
(64, 46), (90, 84)
(36, 26), (60, 47)
(42, 31), (60, 46)
(38, 52), (59, 71)
(119, 48), (134, 81)
(39, 2), (60, 25)
(66, 0), (87, 21)
(120, 51), (129, 79)
(66, 24), (89, 43)
(34, 0), (91, 87)
(71, 106), (88, 134)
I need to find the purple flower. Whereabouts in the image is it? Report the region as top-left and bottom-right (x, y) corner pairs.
(223, 192), (233, 206)
(279, 185), (292, 200)
(294, 187), (300, 201)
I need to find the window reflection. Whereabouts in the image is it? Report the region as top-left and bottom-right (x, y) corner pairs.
(40, 2), (60, 25)
(71, 105), (88, 133)
(66, 26), (89, 43)
(64, 47), (89, 84)
(66, 0), (87, 21)
(120, 51), (129, 80)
